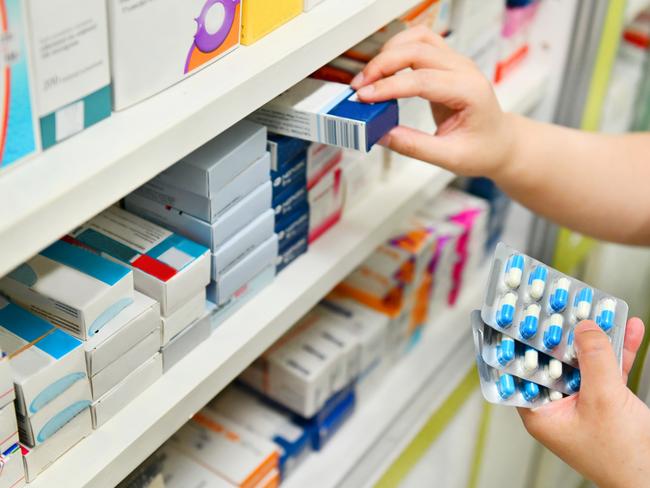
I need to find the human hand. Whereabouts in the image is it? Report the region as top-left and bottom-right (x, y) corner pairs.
(351, 26), (516, 178)
(518, 318), (650, 488)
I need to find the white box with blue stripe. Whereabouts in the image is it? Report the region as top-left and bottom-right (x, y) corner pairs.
(0, 297), (90, 446)
(0, 442), (24, 488)
(0, 240), (134, 340)
(69, 206), (210, 317)
(249, 78), (398, 153)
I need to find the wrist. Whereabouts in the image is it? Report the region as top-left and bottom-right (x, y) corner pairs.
(489, 112), (531, 189)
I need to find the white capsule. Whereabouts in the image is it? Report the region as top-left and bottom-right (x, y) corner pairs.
(505, 254), (525, 289)
(548, 359), (563, 380)
(549, 390), (564, 401)
(549, 313), (564, 328)
(524, 348), (539, 372)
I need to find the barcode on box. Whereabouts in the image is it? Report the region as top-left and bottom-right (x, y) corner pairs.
(323, 116), (362, 150)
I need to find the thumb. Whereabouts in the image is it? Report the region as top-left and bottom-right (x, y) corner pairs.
(574, 320), (622, 404)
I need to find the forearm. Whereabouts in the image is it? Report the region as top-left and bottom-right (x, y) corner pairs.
(494, 114), (650, 245)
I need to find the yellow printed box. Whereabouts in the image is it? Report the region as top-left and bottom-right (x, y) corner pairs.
(241, 0), (302, 45)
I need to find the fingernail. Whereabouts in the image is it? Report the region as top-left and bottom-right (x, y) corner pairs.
(357, 84), (375, 99)
(351, 72), (364, 88)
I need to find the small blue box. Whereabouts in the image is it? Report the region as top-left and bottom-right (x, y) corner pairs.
(274, 185), (308, 221)
(276, 206), (309, 251)
(268, 133), (309, 173)
(276, 235), (308, 274)
(271, 153), (307, 200)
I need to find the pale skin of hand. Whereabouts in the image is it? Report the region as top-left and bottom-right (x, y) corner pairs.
(351, 26), (650, 246)
(350, 25), (650, 486)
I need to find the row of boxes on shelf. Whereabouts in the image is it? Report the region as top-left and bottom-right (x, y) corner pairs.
(119, 186), (492, 488)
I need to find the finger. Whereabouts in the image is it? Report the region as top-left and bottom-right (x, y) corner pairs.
(381, 25), (446, 52)
(351, 42), (456, 89)
(380, 125), (460, 171)
(517, 395), (575, 442)
(622, 317), (645, 383)
(356, 69), (468, 108)
(574, 320), (622, 402)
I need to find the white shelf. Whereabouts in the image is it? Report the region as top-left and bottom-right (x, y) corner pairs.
(29, 159), (452, 488)
(495, 59), (550, 116)
(626, 0), (650, 24)
(0, 0), (423, 279)
(284, 268), (486, 488)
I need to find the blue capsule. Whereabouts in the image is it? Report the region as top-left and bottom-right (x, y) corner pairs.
(573, 287), (593, 320)
(566, 329), (576, 360)
(596, 298), (616, 332)
(496, 293), (517, 328)
(568, 369), (581, 392)
(497, 336), (516, 366)
(498, 374), (516, 400)
(549, 278), (571, 312)
(521, 380), (540, 402)
(519, 303), (541, 339)
(505, 254), (525, 289)
(528, 266), (548, 300)
(543, 314), (563, 350)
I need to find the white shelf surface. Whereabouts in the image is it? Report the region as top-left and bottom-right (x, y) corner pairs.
(29, 159), (452, 488)
(0, 0), (423, 279)
(495, 59), (550, 116)
(284, 268), (486, 488)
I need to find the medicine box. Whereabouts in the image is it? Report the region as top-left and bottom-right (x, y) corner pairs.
(0, 351), (14, 410)
(268, 133), (309, 175)
(241, 0), (302, 45)
(0, 0), (38, 173)
(249, 78), (399, 152)
(156, 444), (234, 488)
(69, 206), (210, 317)
(171, 409), (279, 487)
(84, 291), (160, 377)
(274, 185), (308, 222)
(17, 378), (90, 447)
(161, 289), (206, 346)
(0, 404), (18, 454)
(126, 181), (273, 251)
(0, 240), (134, 340)
(309, 165), (344, 243)
(0, 443), (25, 488)
(207, 235), (278, 305)
(21, 407), (91, 482)
(277, 206), (309, 253)
(276, 235), (308, 274)
(136, 152), (271, 223)
(298, 384), (355, 450)
(161, 304), (213, 373)
(213, 210), (275, 280)
(306, 143), (342, 190)
(92, 353), (162, 429)
(25, 0), (111, 149)
(0, 297), (88, 419)
(156, 120), (267, 199)
(272, 154), (307, 199)
(107, 0), (242, 110)
(90, 328), (160, 400)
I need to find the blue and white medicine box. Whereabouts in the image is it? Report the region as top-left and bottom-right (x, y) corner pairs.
(268, 133), (309, 174)
(274, 185), (308, 222)
(69, 206), (210, 317)
(271, 154), (307, 200)
(0, 297), (89, 422)
(249, 78), (399, 152)
(276, 235), (308, 274)
(276, 206), (309, 252)
(0, 240), (134, 340)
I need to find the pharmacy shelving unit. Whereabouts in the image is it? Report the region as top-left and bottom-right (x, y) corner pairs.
(0, 2), (551, 486)
(284, 267), (487, 488)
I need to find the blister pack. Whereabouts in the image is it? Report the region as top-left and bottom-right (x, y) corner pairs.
(481, 242), (628, 368)
(472, 310), (580, 395)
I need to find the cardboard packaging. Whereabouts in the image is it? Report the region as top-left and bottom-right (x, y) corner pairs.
(0, 443), (25, 488)
(21, 408), (92, 482)
(207, 235), (278, 305)
(107, 0), (242, 110)
(306, 143), (342, 190)
(249, 78), (398, 152)
(267, 133), (309, 175)
(161, 305), (213, 372)
(274, 185), (308, 222)
(136, 152), (271, 224)
(271, 154), (307, 200)
(0, 297), (88, 419)
(155, 120), (266, 198)
(308, 165), (343, 243)
(297, 384), (355, 450)
(276, 206), (309, 253)
(156, 444), (234, 488)
(91, 353), (162, 428)
(25, 0), (111, 149)
(0, 404), (18, 454)
(126, 181), (273, 251)
(241, 0), (302, 45)
(276, 235), (308, 274)
(0, 240), (134, 340)
(0, 351), (15, 411)
(69, 206), (210, 316)
(84, 292), (160, 377)
(213, 210), (275, 280)
(0, 0), (38, 173)
(161, 289), (206, 346)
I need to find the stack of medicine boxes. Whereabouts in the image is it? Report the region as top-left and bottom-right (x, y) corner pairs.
(0, 238), (138, 481)
(0, 337), (25, 487)
(124, 120), (277, 325)
(68, 206), (212, 374)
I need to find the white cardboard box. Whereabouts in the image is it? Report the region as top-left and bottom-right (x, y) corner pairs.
(157, 444), (233, 488)
(0, 355), (15, 411)
(0, 404), (18, 454)
(69, 206), (210, 316)
(85, 292), (161, 377)
(0, 298), (88, 419)
(107, 0), (242, 110)
(161, 290), (206, 346)
(0, 444), (25, 488)
(21, 408), (91, 482)
(137, 152), (271, 223)
(125, 181), (273, 251)
(161, 305), (213, 373)
(92, 353), (162, 429)
(90, 329), (160, 400)
(0, 240), (134, 340)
